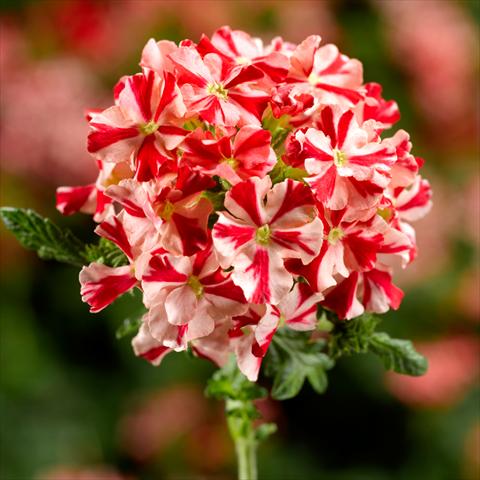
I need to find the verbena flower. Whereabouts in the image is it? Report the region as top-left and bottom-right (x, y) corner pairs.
(53, 26), (431, 372)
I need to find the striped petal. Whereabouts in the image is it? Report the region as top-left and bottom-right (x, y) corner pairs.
(88, 107), (141, 163)
(56, 184), (96, 216)
(132, 321), (171, 366)
(79, 263), (137, 313)
(362, 269), (404, 313)
(321, 272), (364, 320)
(280, 282), (323, 331)
(231, 245), (294, 305)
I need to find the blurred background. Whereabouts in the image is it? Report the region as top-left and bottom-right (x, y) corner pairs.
(0, 1), (479, 479)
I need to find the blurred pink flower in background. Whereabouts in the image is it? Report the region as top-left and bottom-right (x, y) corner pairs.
(377, 0), (478, 146)
(386, 336), (480, 408)
(119, 385), (210, 463)
(0, 23), (102, 185)
(37, 465), (132, 480)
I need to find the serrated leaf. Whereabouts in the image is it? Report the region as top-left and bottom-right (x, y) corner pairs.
(328, 313), (380, 359)
(265, 329), (333, 400)
(271, 359), (306, 400)
(0, 207), (86, 266)
(369, 332), (428, 376)
(84, 238), (128, 267)
(306, 363), (329, 394)
(115, 315), (143, 339)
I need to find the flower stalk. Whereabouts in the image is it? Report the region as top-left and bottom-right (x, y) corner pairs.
(226, 398), (258, 480)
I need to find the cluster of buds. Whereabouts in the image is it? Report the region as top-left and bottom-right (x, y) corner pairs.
(57, 27), (432, 381)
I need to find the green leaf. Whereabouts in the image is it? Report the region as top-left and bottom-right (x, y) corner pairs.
(0, 207), (129, 268)
(328, 312), (380, 359)
(115, 315), (143, 339)
(327, 312), (428, 377)
(84, 237), (128, 267)
(269, 158), (308, 185)
(0, 207), (86, 266)
(270, 359), (305, 400)
(369, 332), (428, 376)
(265, 330), (334, 400)
(202, 190), (225, 211)
(205, 356), (267, 403)
(306, 363), (329, 394)
(255, 422), (277, 442)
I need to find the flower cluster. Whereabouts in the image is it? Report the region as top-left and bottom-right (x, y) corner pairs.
(58, 27), (432, 381)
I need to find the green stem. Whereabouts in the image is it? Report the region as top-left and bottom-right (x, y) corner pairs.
(226, 399), (258, 480)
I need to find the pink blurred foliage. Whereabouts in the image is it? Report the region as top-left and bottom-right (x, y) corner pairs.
(377, 0), (478, 147)
(386, 335), (480, 408)
(0, 22), (101, 185)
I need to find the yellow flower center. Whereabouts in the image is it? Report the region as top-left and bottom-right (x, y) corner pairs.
(377, 207), (393, 222)
(333, 149), (348, 167)
(255, 224), (271, 246)
(187, 275), (204, 298)
(139, 120), (159, 136)
(327, 227), (344, 245)
(158, 200), (175, 221)
(207, 82), (228, 100)
(222, 157), (239, 169)
(236, 56), (251, 65)
(308, 72), (322, 85)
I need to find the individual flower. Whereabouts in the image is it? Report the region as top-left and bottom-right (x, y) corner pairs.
(197, 25), (289, 83)
(286, 204), (408, 292)
(286, 35), (364, 109)
(87, 69), (186, 181)
(359, 82), (400, 131)
(212, 176), (323, 304)
(181, 125), (276, 185)
(79, 210), (160, 312)
(141, 248), (247, 350)
(169, 46), (269, 126)
(297, 105), (397, 210)
(105, 167), (214, 256)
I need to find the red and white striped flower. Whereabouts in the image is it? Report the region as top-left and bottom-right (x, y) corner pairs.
(212, 176), (324, 305)
(169, 46), (269, 126)
(297, 106), (397, 210)
(181, 125), (276, 185)
(49, 28), (432, 375)
(287, 35), (364, 108)
(197, 26), (289, 83)
(105, 167), (214, 256)
(141, 248), (247, 350)
(321, 266), (404, 319)
(88, 70), (186, 181)
(79, 210), (160, 313)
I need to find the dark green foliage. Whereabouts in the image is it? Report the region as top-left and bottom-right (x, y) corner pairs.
(265, 330), (334, 400)
(206, 355), (267, 404)
(369, 333), (428, 376)
(328, 313), (427, 376)
(84, 238), (128, 268)
(0, 207), (87, 266)
(115, 315), (143, 340)
(0, 207), (128, 268)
